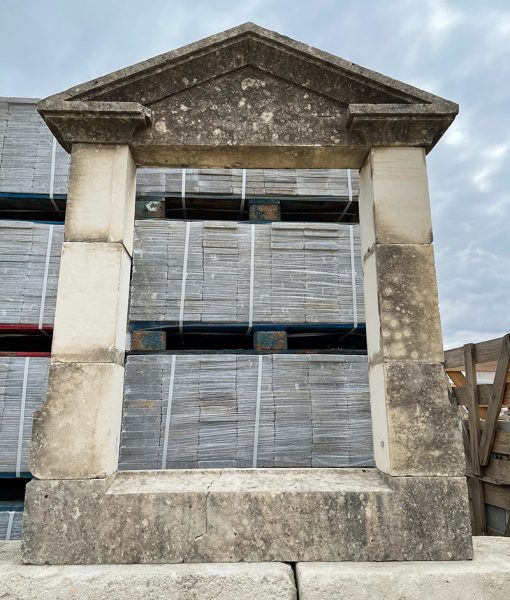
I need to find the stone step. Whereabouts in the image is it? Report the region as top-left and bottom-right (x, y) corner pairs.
(21, 468), (472, 564)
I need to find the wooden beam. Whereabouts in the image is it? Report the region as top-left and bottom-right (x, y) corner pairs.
(446, 370), (466, 387)
(479, 334), (510, 466)
(484, 457), (510, 484)
(453, 384), (510, 407)
(483, 481), (510, 510)
(493, 431), (510, 456)
(467, 476), (486, 535)
(445, 334), (510, 369)
(464, 344), (482, 475)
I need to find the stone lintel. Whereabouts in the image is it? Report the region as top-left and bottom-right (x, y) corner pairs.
(21, 469), (472, 564)
(131, 144), (368, 169)
(30, 362), (125, 479)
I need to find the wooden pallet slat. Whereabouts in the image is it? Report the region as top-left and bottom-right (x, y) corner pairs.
(464, 343), (482, 476)
(479, 334), (510, 466)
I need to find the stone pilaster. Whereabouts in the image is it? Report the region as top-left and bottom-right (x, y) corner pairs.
(30, 144), (136, 479)
(359, 147), (464, 476)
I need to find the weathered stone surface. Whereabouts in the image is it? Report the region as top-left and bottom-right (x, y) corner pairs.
(38, 24), (457, 167)
(0, 542), (296, 600)
(51, 242), (130, 365)
(21, 469), (472, 564)
(363, 244), (444, 364)
(359, 147), (432, 254)
(368, 362), (465, 476)
(30, 362), (124, 479)
(65, 144), (136, 254)
(296, 537), (510, 600)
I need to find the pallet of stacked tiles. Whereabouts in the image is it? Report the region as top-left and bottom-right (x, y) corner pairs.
(0, 510), (23, 541)
(119, 354), (373, 470)
(0, 221), (63, 326)
(129, 221), (364, 325)
(0, 99), (69, 195)
(0, 357), (50, 475)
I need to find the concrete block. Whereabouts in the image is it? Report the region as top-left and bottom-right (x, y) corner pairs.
(21, 469), (472, 564)
(359, 147), (432, 255)
(296, 537), (510, 600)
(52, 242), (131, 365)
(0, 542), (296, 600)
(65, 144), (137, 254)
(30, 362), (124, 479)
(369, 362), (465, 476)
(363, 244), (444, 364)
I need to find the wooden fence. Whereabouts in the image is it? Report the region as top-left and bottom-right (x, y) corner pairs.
(445, 333), (510, 535)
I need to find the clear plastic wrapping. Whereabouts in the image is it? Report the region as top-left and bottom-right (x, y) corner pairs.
(119, 353), (374, 470)
(0, 357), (49, 474)
(0, 221), (63, 326)
(130, 221), (364, 324)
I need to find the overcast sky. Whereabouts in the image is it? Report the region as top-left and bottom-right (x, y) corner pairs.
(1, 0), (509, 348)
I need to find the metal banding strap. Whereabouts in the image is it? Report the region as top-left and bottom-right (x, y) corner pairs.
(38, 224), (54, 330)
(5, 512), (15, 541)
(349, 224), (358, 329)
(239, 169), (247, 218)
(247, 224), (256, 334)
(252, 355), (263, 468)
(48, 137), (63, 216)
(178, 222), (191, 336)
(181, 168), (187, 218)
(16, 357), (30, 478)
(161, 354), (177, 469)
(337, 169), (353, 222)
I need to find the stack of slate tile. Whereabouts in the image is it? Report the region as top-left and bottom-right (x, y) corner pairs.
(0, 509), (23, 541)
(0, 221), (63, 326)
(0, 357), (50, 474)
(119, 354), (373, 470)
(129, 221), (364, 325)
(0, 99), (69, 195)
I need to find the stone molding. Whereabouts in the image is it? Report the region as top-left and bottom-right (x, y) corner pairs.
(37, 23), (458, 166)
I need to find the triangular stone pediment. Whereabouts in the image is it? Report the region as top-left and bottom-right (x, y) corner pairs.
(140, 65), (352, 148)
(38, 23), (458, 168)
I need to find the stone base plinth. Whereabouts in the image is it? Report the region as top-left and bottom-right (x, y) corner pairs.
(22, 469), (472, 564)
(297, 537), (510, 600)
(0, 542), (296, 600)
(3, 538), (510, 600)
